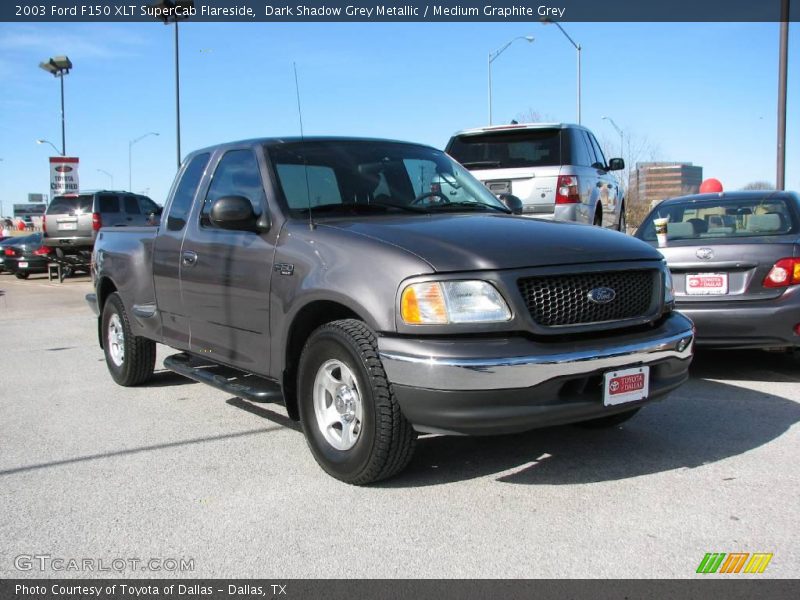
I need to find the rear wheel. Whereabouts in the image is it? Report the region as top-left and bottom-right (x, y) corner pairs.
(576, 408), (640, 429)
(101, 292), (156, 386)
(617, 204), (626, 232)
(15, 272), (29, 280)
(593, 208), (603, 227)
(298, 319), (416, 484)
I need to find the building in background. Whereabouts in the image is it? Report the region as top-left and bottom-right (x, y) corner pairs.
(629, 162), (703, 208)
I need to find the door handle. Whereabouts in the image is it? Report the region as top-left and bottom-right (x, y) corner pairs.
(182, 250), (198, 267)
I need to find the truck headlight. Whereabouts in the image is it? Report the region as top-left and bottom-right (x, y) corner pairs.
(401, 281), (512, 324)
(663, 265), (675, 308)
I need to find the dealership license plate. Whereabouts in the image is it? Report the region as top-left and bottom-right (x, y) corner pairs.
(59, 223), (77, 230)
(686, 272), (728, 295)
(603, 366), (650, 406)
(18, 261), (28, 268)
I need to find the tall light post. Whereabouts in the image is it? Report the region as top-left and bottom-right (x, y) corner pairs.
(602, 116), (624, 157)
(97, 169), (114, 189)
(776, 0), (789, 190)
(38, 56), (73, 157)
(488, 36), (534, 125)
(36, 139), (63, 156)
(542, 20), (581, 124)
(129, 132), (159, 191)
(150, 0), (194, 169)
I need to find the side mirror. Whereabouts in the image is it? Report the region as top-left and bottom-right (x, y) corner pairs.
(209, 196), (260, 231)
(608, 158), (625, 171)
(498, 193), (524, 215)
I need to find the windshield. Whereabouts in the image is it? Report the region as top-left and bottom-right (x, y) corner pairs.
(637, 196), (798, 241)
(447, 128), (564, 169)
(267, 141), (509, 218)
(47, 194), (93, 215)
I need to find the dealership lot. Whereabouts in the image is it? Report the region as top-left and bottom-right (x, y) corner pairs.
(0, 274), (798, 578)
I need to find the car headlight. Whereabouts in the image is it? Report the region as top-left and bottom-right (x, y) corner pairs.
(663, 264), (675, 308)
(401, 280), (512, 324)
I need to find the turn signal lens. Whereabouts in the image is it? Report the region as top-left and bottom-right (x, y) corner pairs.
(763, 258), (800, 288)
(401, 282), (448, 324)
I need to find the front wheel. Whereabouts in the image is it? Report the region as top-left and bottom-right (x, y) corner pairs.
(298, 319), (416, 484)
(617, 204), (626, 232)
(101, 292), (156, 386)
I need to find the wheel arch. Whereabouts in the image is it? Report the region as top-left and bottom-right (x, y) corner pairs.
(96, 276), (119, 348)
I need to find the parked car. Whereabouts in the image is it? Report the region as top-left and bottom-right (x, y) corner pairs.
(43, 190), (161, 258)
(2, 232), (49, 279)
(635, 190), (800, 349)
(445, 123), (626, 229)
(0, 236), (22, 272)
(88, 136), (693, 484)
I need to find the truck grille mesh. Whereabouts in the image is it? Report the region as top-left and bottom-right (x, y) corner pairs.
(518, 270), (655, 327)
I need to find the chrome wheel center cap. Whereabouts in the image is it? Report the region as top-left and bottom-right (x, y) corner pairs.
(335, 385), (357, 422)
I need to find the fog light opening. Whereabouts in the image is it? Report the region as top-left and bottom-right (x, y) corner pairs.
(676, 336), (693, 353)
(794, 323), (800, 337)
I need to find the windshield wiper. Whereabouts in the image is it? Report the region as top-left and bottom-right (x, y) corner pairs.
(426, 201), (510, 214)
(369, 201), (430, 214)
(294, 202), (429, 216)
(460, 160), (501, 169)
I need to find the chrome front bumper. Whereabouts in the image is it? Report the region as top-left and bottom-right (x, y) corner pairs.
(379, 312), (694, 391)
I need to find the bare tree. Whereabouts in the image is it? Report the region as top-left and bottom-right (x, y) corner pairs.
(513, 108), (557, 124)
(741, 181), (775, 190)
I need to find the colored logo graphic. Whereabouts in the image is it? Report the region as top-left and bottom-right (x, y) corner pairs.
(696, 552), (773, 574)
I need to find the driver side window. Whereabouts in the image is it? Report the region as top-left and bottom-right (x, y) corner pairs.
(201, 150), (265, 227)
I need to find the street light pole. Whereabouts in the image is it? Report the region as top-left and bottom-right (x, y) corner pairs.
(602, 116), (624, 157)
(36, 139), (63, 156)
(542, 20), (581, 125)
(487, 36), (534, 125)
(39, 56), (73, 156)
(776, 0), (789, 190)
(97, 169), (114, 189)
(150, 0), (193, 169)
(129, 132), (159, 191)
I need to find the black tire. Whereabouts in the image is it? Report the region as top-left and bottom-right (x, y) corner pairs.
(297, 319), (416, 484)
(101, 292), (156, 386)
(15, 272), (29, 280)
(576, 408), (640, 429)
(593, 208), (603, 227)
(618, 204), (626, 232)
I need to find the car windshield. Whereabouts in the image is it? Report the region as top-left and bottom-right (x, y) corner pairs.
(47, 194), (93, 215)
(447, 128), (564, 169)
(267, 141), (509, 218)
(637, 196), (798, 241)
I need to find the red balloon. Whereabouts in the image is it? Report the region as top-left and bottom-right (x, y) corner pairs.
(699, 178), (723, 193)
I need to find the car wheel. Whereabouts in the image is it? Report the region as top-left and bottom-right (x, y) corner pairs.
(593, 208), (603, 227)
(618, 204), (626, 232)
(15, 272), (29, 280)
(298, 319), (416, 484)
(101, 292), (156, 386)
(576, 408), (640, 429)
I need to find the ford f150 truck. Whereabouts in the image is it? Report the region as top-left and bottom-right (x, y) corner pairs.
(88, 137), (694, 484)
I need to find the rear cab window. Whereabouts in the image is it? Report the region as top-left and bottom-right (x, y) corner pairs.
(166, 153), (210, 231)
(638, 196), (798, 241)
(447, 128), (565, 170)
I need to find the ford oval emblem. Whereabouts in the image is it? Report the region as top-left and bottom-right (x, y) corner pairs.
(588, 287), (616, 304)
(696, 247), (714, 260)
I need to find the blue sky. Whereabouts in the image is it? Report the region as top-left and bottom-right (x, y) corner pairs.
(0, 21), (797, 213)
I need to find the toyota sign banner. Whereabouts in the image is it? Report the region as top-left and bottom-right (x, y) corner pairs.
(50, 156), (79, 195)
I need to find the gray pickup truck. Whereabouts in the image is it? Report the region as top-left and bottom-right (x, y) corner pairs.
(88, 137), (694, 484)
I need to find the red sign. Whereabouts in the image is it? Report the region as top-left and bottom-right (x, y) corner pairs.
(688, 276), (724, 288)
(609, 373), (646, 395)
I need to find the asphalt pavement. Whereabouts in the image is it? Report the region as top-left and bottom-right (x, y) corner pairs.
(1, 273), (798, 579)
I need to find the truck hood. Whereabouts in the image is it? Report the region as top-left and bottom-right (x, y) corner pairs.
(320, 214), (662, 272)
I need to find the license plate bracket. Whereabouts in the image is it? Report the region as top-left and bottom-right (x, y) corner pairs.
(686, 272), (728, 295)
(603, 366), (650, 406)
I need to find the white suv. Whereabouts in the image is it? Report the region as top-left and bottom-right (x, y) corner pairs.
(446, 123), (626, 230)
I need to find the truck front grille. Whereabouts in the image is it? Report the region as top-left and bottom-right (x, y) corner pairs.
(518, 270), (656, 327)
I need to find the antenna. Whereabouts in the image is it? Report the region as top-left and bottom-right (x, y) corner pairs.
(293, 62), (315, 230)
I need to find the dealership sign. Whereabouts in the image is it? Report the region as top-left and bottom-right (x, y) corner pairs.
(50, 156), (79, 194)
